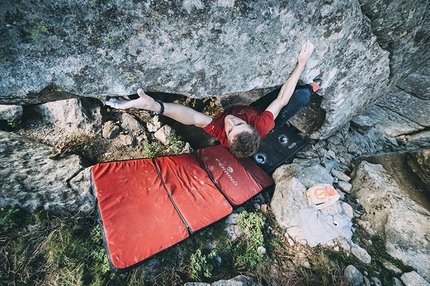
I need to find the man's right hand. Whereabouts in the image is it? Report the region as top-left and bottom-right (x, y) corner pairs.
(105, 89), (160, 111)
(297, 40), (314, 66)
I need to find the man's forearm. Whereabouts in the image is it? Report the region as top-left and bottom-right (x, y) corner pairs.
(277, 62), (306, 106)
(105, 89), (213, 128)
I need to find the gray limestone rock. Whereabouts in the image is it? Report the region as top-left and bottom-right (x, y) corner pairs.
(375, 87), (430, 128)
(344, 265), (364, 286)
(102, 120), (120, 139)
(400, 271), (430, 286)
(407, 149), (430, 191)
(351, 245), (372, 264)
(3, 0), (429, 139)
(0, 105), (23, 121)
(154, 124), (175, 145)
(184, 275), (258, 286)
(356, 105), (424, 137)
(360, 0), (430, 82)
(30, 98), (103, 136)
(120, 113), (145, 133)
(351, 161), (430, 281)
(270, 162), (339, 243)
(0, 131), (93, 214)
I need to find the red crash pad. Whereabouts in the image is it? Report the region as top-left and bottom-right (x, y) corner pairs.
(154, 154), (232, 233)
(91, 159), (189, 270)
(91, 145), (273, 273)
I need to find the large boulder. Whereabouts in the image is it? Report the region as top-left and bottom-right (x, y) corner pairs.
(351, 59), (430, 148)
(1, 0), (429, 138)
(0, 131), (93, 214)
(360, 0), (430, 83)
(351, 161), (430, 282)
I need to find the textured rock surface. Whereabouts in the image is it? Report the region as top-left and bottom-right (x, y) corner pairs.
(352, 60), (430, 146)
(351, 161), (430, 281)
(400, 271), (430, 286)
(271, 162), (339, 242)
(1, 0), (429, 138)
(0, 131), (93, 214)
(30, 98), (103, 135)
(0, 105), (23, 121)
(407, 150), (430, 190)
(360, 0), (430, 83)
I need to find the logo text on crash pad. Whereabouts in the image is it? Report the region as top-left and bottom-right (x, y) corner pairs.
(215, 158), (238, 186)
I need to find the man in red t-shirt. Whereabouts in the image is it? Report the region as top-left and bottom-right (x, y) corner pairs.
(106, 40), (318, 158)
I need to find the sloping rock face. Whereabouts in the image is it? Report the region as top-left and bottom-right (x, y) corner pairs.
(1, 0), (429, 138)
(360, 0), (430, 83)
(0, 131), (93, 214)
(351, 161), (430, 282)
(351, 60), (430, 148)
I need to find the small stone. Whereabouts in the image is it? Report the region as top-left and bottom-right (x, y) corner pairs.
(400, 271), (429, 286)
(121, 113), (144, 132)
(382, 260), (402, 275)
(392, 277), (405, 286)
(337, 180), (352, 193)
(344, 265), (364, 286)
(225, 213), (238, 225)
(257, 246), (266, 255)
(356, 218), (371, 229)
(347, 143), (360, 154)
(147, 116), (162, 132)
(363, 276), (371, 286)
(225, 225), (242, 241)
(102, 120), (120, 139)
(302, 149), (319, 158)
(0, 105), (23, 120)
(327, 135), (342, 145)
(351, 245), (372, 264)
(340, 201), (354, 218)
(366, 228), (376, 236)
(331, 169), (351, 182)
(121, 134), (135, 146)
(154, 125), (175, 145)
(287, 236), (295, 246)
(371, 276), (382, 286)
(327, 150), (336, 159)
(260, 204), (268, 213)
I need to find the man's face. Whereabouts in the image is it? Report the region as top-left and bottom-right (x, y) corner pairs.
(224, 115), (253, 141)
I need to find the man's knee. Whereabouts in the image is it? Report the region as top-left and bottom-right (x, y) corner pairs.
(290, 86), (311, 107)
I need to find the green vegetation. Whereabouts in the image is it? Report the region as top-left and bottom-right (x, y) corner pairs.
(7, 119), (19, 129)
(142, 134), (186, 158)
(1, 202), (409, 285)
(189, 249), (217, 281)
(234, 211), (266, 271)
(0, 205), (26, 228)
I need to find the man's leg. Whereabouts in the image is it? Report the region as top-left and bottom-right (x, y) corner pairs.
(250, 85), (312, 131)
(273, 85), (311, 131)
(249, 87), (281, 110)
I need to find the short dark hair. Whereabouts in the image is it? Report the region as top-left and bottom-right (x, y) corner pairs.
(228, 127), (261, 158)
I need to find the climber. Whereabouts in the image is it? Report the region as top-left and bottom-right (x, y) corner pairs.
(106, 40), (320, 158)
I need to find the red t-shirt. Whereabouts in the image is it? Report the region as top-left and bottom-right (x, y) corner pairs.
(203, 105), (275, 147)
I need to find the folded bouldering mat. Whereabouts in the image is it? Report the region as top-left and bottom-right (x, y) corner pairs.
(91, 145), (273, 273)
(252, 124), (307, 173)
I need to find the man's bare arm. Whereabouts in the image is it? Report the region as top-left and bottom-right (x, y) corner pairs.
(265, 40), (315, 119)
(106, 89), (213, 128)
